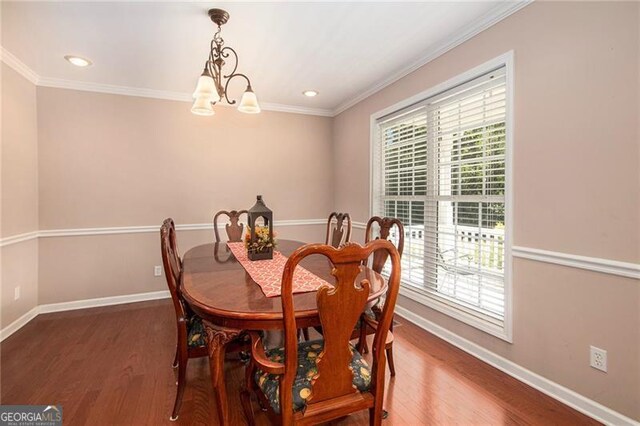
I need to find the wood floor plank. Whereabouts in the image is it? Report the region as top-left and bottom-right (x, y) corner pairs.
(0, 300), (600, 425)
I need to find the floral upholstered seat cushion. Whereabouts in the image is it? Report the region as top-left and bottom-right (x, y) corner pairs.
(187, 316), (206, 347)
(364, 306), (377, 321)
(254, 339), (371, 414)
(353, 306), (377, 331)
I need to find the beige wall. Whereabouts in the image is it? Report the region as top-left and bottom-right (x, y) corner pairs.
(36, 87), (333, 303)
(1, 0), (639, 420)
(1, 64), (39, 327)
(37, 88), (333, 229)
(38, 225), (326, 305)
(333, 1), (640, 420)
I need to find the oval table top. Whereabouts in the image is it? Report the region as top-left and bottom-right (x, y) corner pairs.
(181, 239), (387, 330)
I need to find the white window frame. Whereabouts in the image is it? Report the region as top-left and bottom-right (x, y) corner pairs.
(369, 51), (514, 342)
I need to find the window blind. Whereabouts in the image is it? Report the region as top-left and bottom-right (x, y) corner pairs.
(374, 66), (508, 327)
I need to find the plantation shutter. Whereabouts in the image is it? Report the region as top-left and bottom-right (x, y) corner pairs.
(374, 66), (507, 327)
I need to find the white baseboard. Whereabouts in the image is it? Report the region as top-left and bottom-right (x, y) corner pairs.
(2, 291), (637, 424)
(38, 290), (171, 314)
(1, 290), (171, 342)
(394, 305), (639, 426)
(0, 306), (40, 341)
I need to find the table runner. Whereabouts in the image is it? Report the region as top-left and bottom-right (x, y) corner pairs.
(227, 242), (332, 297)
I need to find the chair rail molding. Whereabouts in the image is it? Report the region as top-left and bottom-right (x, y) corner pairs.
(336, 221), (639, 279)
(512, 246), (640, 280)
(0, 231), (39, 247)
(0, 220), (327, 247)
(1, 226), (637, 280)
(36, 219), (327, 238)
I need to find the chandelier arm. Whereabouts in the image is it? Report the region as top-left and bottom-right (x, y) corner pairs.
(204, 61), (220, 105)
(220, 47), (239, 79)
(223, 73), (252, 105)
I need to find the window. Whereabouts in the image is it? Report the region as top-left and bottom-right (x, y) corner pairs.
(372, 58), (512, 340)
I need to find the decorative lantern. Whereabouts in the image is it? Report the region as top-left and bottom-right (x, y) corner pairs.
(247, 195), (274, 260)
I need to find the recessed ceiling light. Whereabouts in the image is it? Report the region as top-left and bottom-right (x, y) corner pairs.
(64, 55), (92, 67)
(302, 90), (319, 97)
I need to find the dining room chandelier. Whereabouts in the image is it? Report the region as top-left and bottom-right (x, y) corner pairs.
(191, 8), (260, 116)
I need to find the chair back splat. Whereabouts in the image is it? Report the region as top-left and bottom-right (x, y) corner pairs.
(365, 216), (405, 273)
(325, 212), (352, 248)
(213, 209), (248, 242)
(279, 240), (401, 423)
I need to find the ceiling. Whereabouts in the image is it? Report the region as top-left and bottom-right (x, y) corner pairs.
(1, 1), (528, 115)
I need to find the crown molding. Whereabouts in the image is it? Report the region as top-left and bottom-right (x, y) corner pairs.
(2, 2), (530, 118)
(1, 47), (333, 117)
(0, 47), (39, 85)
(37, 76), (193, 103)
(259, 102), (333, 117)
(37, 77), (334, 116)
(331, 0), (533, 116)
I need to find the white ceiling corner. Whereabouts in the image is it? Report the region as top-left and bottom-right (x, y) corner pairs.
(1, 1), (531, 117)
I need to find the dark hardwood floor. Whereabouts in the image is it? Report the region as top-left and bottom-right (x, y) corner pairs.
(0, 300), (599, 425)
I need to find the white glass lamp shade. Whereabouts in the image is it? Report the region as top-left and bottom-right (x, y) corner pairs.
(192, 73), (221, 103)
(238, 87), (261, 114)
(191, 95), (215, 116)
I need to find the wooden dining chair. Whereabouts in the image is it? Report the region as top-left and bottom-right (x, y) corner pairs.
(161, 218), (208, 421)
(297, 212), (353, 341)
(240, 240), (401, 425)
(213, 209), (248, 242)
(357, 216), (405, 377)
(325, 212), (352, 248)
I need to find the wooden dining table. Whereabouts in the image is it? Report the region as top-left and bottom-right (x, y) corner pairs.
(180, 239), (388, 425)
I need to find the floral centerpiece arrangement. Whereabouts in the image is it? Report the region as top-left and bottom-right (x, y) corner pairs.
(244, 226), (277, 259)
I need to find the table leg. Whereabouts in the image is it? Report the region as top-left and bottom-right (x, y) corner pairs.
(204, 322), (241, 426)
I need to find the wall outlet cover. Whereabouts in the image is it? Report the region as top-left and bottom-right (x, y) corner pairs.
(590, 346), (607, 373)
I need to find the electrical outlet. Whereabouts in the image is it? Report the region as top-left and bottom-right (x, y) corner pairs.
(590, 346), (607, 372)
(154, 266), (162, 277)
(14, 286), (20, 300)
